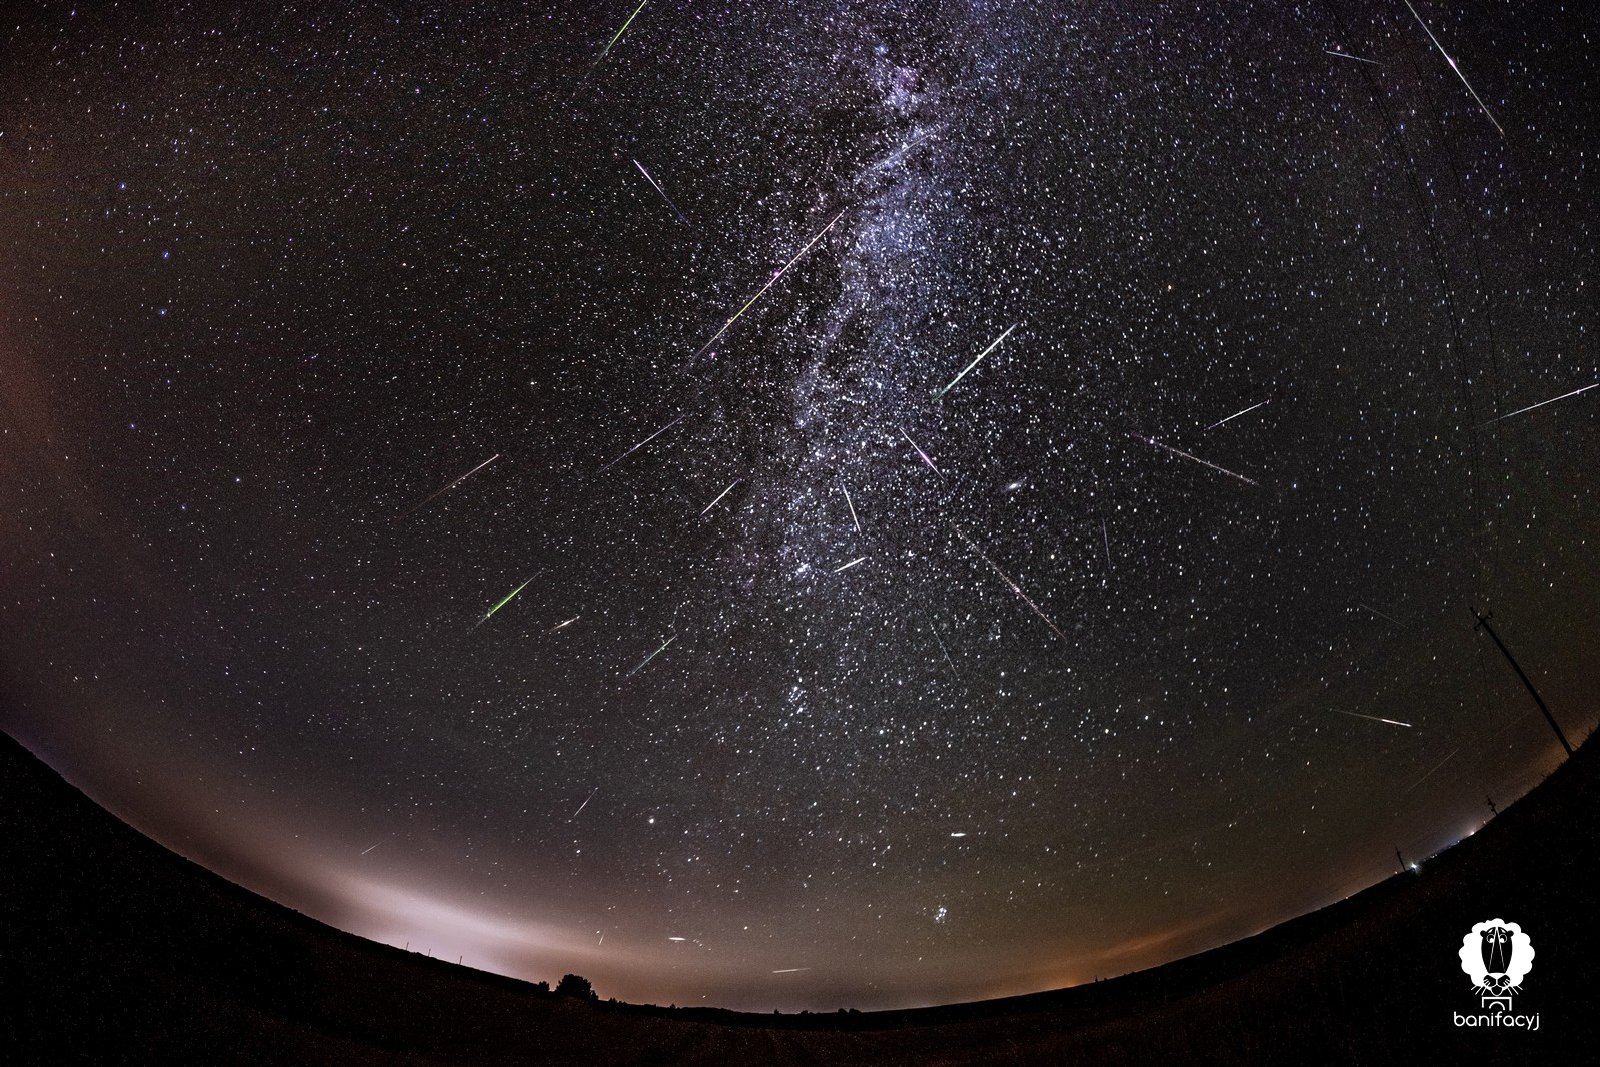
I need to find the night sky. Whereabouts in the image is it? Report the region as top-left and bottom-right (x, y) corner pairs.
(2, 1), (1595, 1012)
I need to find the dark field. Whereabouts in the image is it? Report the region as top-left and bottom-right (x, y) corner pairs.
(3, 726), (1593, 1065)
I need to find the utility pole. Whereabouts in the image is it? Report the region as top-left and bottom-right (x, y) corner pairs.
(1471, 608), (1574, 757)
(1394, 846), (1408, 873)
(1486, 796), (1497, 816)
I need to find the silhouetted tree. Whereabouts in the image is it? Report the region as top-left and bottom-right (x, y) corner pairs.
(555, 973), (596, 1000)
(530, 980), (550, 996)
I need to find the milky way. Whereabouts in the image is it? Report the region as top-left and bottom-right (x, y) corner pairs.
(1, 1), (1595, 1011)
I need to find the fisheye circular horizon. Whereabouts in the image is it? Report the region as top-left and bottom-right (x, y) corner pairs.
(1, 1), (1594, 1012)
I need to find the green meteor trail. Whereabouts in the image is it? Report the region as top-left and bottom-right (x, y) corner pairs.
(596, 0), (648, 64)
(481, 577), (534, 625)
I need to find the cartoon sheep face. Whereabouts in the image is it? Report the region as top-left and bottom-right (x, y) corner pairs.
(1459, 919), (1534, 997)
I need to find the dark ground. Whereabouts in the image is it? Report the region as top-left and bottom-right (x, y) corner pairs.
(2, 725), (1594, 1065)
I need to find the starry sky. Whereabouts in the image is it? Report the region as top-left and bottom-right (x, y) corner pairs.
(1, 1), (1595, 1012)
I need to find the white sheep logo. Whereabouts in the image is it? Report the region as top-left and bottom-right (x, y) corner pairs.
(1459, 919), (1534, 997)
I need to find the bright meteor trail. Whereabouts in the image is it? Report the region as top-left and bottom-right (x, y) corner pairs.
(953, 526), (1069, 644)
(595, 0), (648, 65)
(1205, 399), (1270, 430)
(1324, 49), (1379, 65)
(841, 483), (862, 533)
(688, 209), (848, 365)
(1333, 709), (1414, 729)
(480, 576), (534, 625)
(698, 479), (741, 517)
(933, 323), (1018, 399)
(1403, 0), (1505, 138)
(599, 415), (685, 472)
(1479, 382), (1598, 425)
(1128, 434), (1259, 487)
(570, 787), (599, 821)
(403, 453), (500, 516)
(632, 159), (689, 226)
(625, 635), (676, 678)
(899, 427), (943, 477)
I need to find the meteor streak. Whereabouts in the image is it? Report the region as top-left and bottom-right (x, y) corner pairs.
(1358, 603), (1401, 626)
(595, 0), (648, 65)
(1325, 49), (1379, 65)
(626, 635), (676, 678)
(1403, 0), (1504, 137)
(698, 479), (740, 516)
(551, 615), (581, 632)
(403, 453), (500, 516)
(841, 483), (861, 533)
(1405, 747), (1461, 793)
(926, 614), (959, 678)
(1479, 382), (1598, 425)
(1334, 709), (1414, 729)
(360, 842), (381, 855)
(953, 526), (1069, 644)
(933, 323), (1019, 399)
(480, 576), (534, 625)
(1204, 399), (1270, 430)
(599, 415), (684, 472)
(771, 967), (811, 974)
(899, 427), (943, 477)
(864, 127), (941, 177)
(570, 787), (599, 821)
(688, 209), (848, 365)
(833, 556), (867, 574)
(632, 159), (689, 225)
(1128, 434), (1259, 487)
